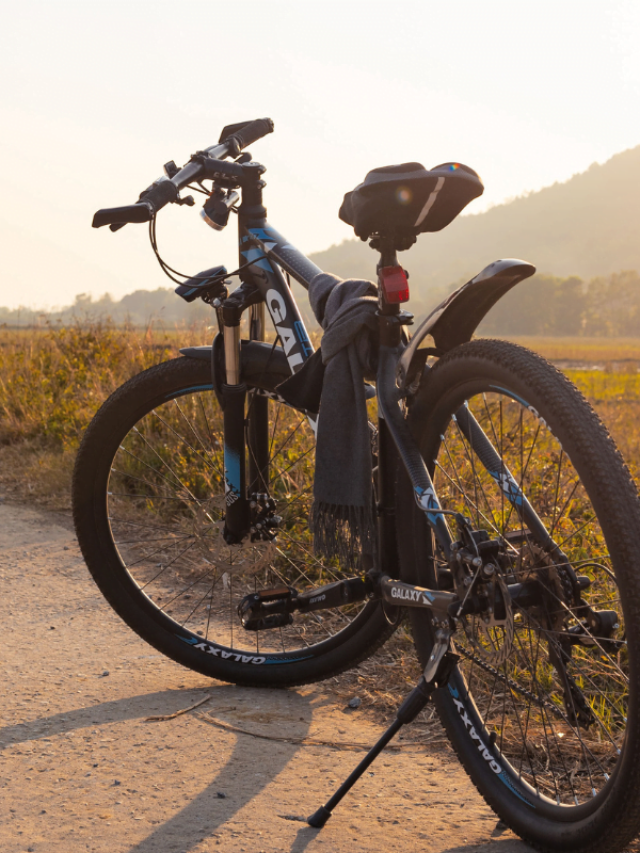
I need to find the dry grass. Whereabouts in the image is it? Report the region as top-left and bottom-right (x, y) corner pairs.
(6, 325), (639, 503)
(509, 336), (640, 363)
(0, 321), (211, 506)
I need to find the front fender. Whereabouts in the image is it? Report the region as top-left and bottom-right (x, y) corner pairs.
(180, 339), (290, 396)
(398, 258), (535, 389)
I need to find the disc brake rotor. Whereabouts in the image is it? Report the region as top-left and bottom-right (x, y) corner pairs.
(462, 572), (514, 666)
(517, 541), (573, 632)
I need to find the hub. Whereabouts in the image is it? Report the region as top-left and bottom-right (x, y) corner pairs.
(249, 492), (282, 542)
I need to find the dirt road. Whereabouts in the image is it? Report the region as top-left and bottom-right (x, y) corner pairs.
(0, 501), (532, 853)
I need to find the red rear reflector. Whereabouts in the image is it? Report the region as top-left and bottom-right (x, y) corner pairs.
(380, 265), (410, 303)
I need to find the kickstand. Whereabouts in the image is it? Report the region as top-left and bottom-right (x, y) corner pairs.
(307, 649), (459, 829)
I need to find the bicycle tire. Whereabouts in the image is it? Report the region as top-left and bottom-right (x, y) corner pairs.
(73, 356), (397, 687)
(396, 339), (640, 853)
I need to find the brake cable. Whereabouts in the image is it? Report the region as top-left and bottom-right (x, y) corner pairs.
(148, 216), (266, 288)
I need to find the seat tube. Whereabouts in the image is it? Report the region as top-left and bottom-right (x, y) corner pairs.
(376, 415), (399, 574)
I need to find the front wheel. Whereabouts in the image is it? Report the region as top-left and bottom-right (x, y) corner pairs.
(73, 356), (396, 687)
(397, 340), (640, 853)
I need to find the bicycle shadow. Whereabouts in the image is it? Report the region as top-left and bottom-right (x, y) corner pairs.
(1, 682), (313, 853)
(0, 687), (212, 748)
(441, 840), (535, 852)
(288, 826), (535, 853)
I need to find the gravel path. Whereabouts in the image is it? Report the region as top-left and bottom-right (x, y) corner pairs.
(0, 501), (532, 853)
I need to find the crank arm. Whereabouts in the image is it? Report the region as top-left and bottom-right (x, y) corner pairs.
(238, 576), (373, 630)
(295, 577), (372, 612)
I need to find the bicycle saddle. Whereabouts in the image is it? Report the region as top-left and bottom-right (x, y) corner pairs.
(339, 161), (484, 241)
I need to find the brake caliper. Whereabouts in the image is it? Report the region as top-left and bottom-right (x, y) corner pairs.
(449, 516), (514, 666)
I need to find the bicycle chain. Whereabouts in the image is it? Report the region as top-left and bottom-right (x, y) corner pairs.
(456, 644), (569, 724)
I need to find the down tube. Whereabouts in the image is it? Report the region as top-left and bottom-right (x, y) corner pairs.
(239, 221), (316, 376)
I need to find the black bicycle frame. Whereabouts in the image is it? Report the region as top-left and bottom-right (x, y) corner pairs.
(217, 180), (576, 617)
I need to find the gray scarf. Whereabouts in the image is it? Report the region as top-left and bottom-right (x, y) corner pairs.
(308, 273), (379, 567)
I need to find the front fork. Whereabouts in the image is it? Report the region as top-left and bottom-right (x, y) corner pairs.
(247, 303), (270, 498)
(222, 302), (267, 544)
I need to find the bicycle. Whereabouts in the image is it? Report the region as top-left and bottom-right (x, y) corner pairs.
(74, 117), (640, 852)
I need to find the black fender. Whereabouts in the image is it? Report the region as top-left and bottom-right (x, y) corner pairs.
(397, 258), (535, 390)
(180, 338), (291, 400)
(180, 338), (373, 415)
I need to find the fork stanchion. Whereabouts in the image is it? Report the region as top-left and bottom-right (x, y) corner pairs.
(307, 660), (457, 829)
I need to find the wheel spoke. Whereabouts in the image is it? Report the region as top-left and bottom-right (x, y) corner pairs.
(94, 372), (371, 660)
(430, 383), (629, 807)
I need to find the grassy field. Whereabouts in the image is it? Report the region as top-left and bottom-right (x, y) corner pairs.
(509, 336), (640, 363)
(3, 326), (640, 505)
(510, 337), (640, 483)
(0, 322), (212, 506)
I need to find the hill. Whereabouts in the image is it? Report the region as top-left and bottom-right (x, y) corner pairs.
(308, 145), (640, 316)
(3, 146), (640, 335)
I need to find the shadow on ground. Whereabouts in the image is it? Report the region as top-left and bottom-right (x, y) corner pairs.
(2, 683), (314, 853)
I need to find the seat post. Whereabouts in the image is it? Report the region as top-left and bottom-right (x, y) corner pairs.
(374, 236), (401, 317)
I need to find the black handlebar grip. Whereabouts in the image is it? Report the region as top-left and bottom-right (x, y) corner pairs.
(93, 179), (179, 229)
(92, 203), (153, 228)
(226, 118), (274, 153)
(139, 178), (179, 212)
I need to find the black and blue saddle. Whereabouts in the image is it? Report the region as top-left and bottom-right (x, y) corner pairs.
(339, 161), (483, 241)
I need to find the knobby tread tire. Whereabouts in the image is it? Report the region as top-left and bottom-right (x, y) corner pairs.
(73, 357), (397, 688)
(397, 339), (640, 853)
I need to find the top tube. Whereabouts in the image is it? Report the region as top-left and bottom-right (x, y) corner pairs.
(244, 224), (323, 291)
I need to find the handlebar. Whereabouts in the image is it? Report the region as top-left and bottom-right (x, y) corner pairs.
(218, 117), (274, 155)
(92, 117), (273, 230)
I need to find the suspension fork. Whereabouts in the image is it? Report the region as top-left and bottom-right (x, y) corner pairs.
(221, 301), (250, 543)
(247, 302), (270, 496)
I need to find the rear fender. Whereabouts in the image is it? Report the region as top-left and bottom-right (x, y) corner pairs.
(398, 258), (535, 390)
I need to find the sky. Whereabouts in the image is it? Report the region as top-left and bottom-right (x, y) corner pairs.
(0, 0), (639, 310)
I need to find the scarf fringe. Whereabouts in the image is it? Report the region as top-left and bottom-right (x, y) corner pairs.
(312, 502), (376, 569)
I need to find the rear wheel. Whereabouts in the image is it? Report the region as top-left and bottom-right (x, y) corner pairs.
(73, 356), (397, 686)
(397, 340), (640, 852)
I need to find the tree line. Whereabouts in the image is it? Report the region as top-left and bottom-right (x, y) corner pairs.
(475, 270), (640, 337)
(2, 269), (640, 338)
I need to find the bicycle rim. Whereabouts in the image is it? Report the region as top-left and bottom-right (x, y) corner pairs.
(105, 382), (371, 658)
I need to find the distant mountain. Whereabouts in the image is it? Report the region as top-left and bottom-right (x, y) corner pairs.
(3, 147), (639, 335)
(308, 145), (640, 316)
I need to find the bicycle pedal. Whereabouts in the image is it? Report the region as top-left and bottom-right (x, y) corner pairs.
(242, 612), (293, 632)
(238, 586), (298, 631)
(253, 585), (296, 603)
